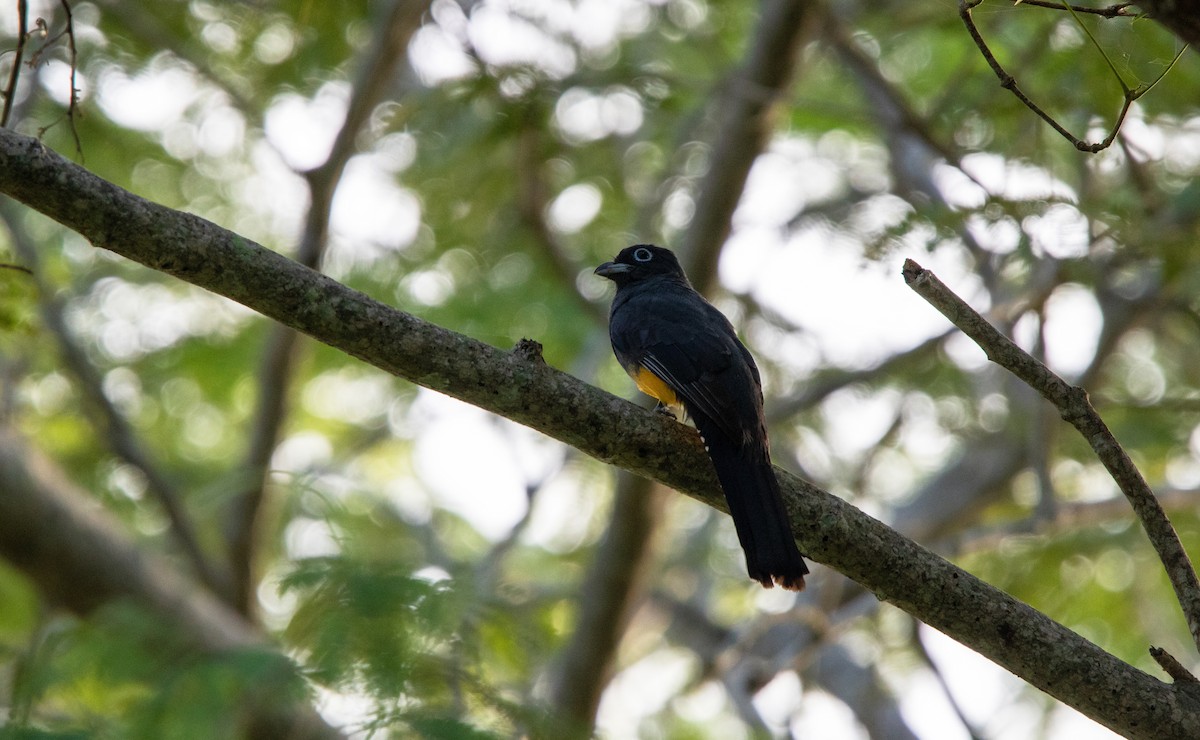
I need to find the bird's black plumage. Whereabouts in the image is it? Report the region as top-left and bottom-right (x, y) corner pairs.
(595, 244), (808, 590)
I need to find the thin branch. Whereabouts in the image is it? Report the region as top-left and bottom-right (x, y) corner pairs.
(3, 1), (85, 156)
(958, 0), (1186, 153)
(1, 0), (29, 128)
(903, 258), (1200, 655)
(1151, 646), (1200, 684)
(959, 0), (1095, 150)
(1018, 0), (1135, 15)
(1057, 0), (1134, 92)
(57, 0), (82, 157)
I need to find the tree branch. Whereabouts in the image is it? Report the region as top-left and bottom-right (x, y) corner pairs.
(958, 0), (1186, 153)
(2, 128), (1199, 737)
(225, 0), (431, 616)
(679, 0), (818, 290)
(902, 258), (1200, 655)
(1152, 646), (1200, 684)
(297, 0), (429, 266)
(1131, 0), (1200, 46)
(547, 475), (666, 729)
(0, 0), (28, 128)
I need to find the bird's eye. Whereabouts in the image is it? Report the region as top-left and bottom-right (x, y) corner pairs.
(633, 247), (653, 263)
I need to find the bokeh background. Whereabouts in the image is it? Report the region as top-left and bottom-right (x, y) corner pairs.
(2, 0), (1200, 737)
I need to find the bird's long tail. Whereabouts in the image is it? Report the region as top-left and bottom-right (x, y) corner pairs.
(698, 424), (808, 591)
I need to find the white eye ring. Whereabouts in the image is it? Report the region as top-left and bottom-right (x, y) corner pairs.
(633, 247), (653, 262)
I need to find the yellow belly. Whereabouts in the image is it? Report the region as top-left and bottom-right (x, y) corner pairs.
(632, 365), (679, 408)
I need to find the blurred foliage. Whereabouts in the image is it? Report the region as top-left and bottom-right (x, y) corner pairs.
(0, 266), (36, 337)
(2, 0), (1200, 737)
(4, 603), (306, 738)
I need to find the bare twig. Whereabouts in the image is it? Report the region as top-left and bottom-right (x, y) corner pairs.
(903, 258), (1200, 654)
(1151, 646), (1200, 684)
(1, 0), (29, 128)
(958, 0), (1187, 153)
(1017, 0), (1135, 17)
(8, 1), (85, 156)
(55, 0), (83, 157)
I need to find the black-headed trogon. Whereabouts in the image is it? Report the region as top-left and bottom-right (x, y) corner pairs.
(595, 244), (808, 591)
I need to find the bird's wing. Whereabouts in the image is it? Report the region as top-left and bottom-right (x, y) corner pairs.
(611, 286), (760, 446)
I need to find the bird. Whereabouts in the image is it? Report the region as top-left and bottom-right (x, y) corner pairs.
(595, 244), (808, 590)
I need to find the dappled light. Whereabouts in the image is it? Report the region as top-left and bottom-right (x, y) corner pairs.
(3, 0), (1200, 738)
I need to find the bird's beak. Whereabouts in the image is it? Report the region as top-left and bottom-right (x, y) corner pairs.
(594, 261), (630, 279)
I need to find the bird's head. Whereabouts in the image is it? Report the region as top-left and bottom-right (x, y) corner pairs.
(594, 244), (686, 287)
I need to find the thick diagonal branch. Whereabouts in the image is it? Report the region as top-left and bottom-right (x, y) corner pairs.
(902, 258), (1200, 654)
(2, 129), (1199, 737)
